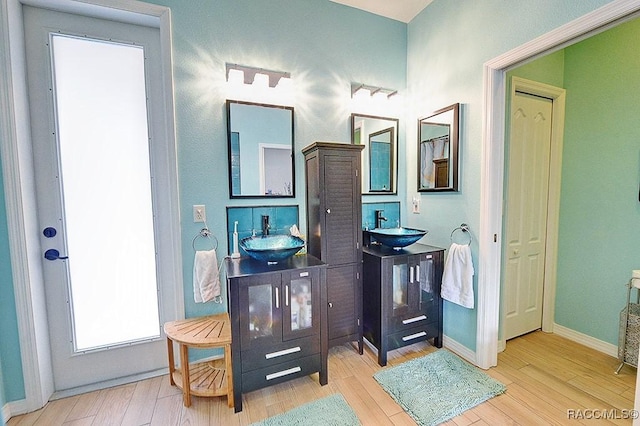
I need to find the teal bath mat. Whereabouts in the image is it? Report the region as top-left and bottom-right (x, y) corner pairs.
(373, 349), (506, 426)
(250, 393), (361, 426)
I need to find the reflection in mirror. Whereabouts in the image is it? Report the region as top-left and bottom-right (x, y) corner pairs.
(418, 103), (459, 192)
(227, 100), (294, 198)
(351, 114), (398, 194)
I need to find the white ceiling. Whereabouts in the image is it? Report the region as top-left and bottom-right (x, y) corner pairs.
(329, 0), (434, 23)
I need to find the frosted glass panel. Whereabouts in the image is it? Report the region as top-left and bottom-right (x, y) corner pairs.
(392, 263), (407, 309)
(248, 284), (274, 339)
(51, 34), (159, 351)
(290, 278), (312, 330)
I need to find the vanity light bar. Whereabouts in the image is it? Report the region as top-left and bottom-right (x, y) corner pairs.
(351, 82), (397, 99)
(225, 63), (291, 88)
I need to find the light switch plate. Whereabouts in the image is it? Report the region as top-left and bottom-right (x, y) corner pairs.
(193, 205), (206, 223)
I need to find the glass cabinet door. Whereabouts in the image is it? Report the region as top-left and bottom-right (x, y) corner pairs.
(239, 274), (282, 350)
(283, 268), (320, 340)
(417, 253), (435, 308)
(391, 260), (408, 316)
(248, 284), (274, 339)
(290, 278), (312, 331)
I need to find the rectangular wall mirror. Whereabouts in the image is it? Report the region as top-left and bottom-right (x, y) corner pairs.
(351, 114), (398, 194)
(226, 100), (295, 198)
(418, 103), (459, 192)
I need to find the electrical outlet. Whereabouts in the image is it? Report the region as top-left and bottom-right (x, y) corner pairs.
(193, 205), (206, 223)
(412, 197), (420, 214)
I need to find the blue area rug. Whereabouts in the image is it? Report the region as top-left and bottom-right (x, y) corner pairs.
(374, 349), (506, 426)
(250, 393), (361, 426)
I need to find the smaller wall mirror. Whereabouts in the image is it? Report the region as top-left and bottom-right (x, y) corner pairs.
(351, 114), (398, 194)
(418, 103), (459, 192)
(227, 100), (294, 198)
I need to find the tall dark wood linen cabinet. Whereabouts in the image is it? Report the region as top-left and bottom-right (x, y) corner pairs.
(303, 142), (365, 353)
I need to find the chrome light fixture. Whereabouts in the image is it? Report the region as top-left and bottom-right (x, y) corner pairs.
(351, 83), (397, 99)
(225, 63), (291, 88)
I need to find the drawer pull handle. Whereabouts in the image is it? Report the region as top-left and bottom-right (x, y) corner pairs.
(266, 366), (301, 381)
(300, 271), (309, 277)
(402, 331), (427, 341)
(402, 315), (427, 325)
(265, 346), (301, 359)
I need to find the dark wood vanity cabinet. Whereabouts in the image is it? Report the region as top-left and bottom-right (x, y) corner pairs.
(225, 255), (328, 413)
(303, 142), (365, 352)
(363, 243), (444, 366)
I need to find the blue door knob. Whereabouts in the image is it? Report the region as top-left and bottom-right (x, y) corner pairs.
(43, 227), (57, 238)
(44, 249), (68, 261)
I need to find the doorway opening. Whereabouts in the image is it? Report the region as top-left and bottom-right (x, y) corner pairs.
(478, 0), (640, 369)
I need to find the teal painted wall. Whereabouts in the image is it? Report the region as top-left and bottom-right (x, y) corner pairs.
(508, 50), (566, 89)
(406, 0), (612, 350)
(0, 360), (5, 424)
(0, 150), (25, 403)
(555, 18), (640, 344)
(146, 0), (408, 320)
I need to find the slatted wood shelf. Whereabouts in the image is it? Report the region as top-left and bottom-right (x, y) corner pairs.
(164, 313), (233, 407)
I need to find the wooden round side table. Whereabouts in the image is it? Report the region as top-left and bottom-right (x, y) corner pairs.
(163, 313), (233, 408)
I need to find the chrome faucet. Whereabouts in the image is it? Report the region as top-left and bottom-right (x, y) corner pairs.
(261, 215), (270, 237)
(375, 210), (387, 229)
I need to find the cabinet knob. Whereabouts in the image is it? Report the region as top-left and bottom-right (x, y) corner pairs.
(326, 208), (331, 214)
(328, 302), (333, 308)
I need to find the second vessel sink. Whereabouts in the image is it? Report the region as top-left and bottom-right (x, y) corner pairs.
(240, 234), (305, 263)
(367, 227), (428, 249)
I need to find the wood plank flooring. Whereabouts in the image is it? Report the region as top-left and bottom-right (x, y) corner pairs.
(7, 331), (637, 425)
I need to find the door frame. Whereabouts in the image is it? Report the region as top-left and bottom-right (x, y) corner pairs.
(477, 0), (640, 369)
(0, 0), (182, 413)
(499, 77), (565, 347)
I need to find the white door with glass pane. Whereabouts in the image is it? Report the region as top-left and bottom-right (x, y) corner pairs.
(24, 6), (179, 391)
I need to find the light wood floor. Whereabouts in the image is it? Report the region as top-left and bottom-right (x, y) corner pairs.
(7, 331), (637, 425)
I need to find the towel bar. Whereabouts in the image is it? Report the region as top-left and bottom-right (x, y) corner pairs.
(450, 223), (472, 245)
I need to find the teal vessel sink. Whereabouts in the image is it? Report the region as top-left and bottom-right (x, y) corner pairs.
(240, 234), (305, 263)
(368, 227), (428, 249)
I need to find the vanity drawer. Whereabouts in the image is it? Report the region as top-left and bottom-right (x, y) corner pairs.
(386, 322), (439, 352)
(241, 336), (319, 372)
(389, 309), (436, 333)
(241, 354), (321, 393)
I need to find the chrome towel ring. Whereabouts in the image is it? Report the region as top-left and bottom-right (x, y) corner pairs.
(192, 228), (219, 251)
(450, 223), (472, 245)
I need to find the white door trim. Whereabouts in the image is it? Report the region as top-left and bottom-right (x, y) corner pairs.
(477, 0), (640, 369)
(0, 0), (181, 413)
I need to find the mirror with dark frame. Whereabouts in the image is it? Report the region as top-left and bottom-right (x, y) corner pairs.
(226, 100), (295, 198)
(351, 114), (398, 194)
(418, 103), (459, 192)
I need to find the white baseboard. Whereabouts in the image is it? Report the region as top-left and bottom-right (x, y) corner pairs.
(443, 334), (478, 366)
(552, 323), (618, 358)
(50, 367), (169, 401)
(497, 338), (506, 353)
(444, 325), (618, 369)
(4, 398), (27, 422)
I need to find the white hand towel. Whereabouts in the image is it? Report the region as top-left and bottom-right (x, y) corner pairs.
(441, 243), (475, 309)
(193, 249), (220, 303)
